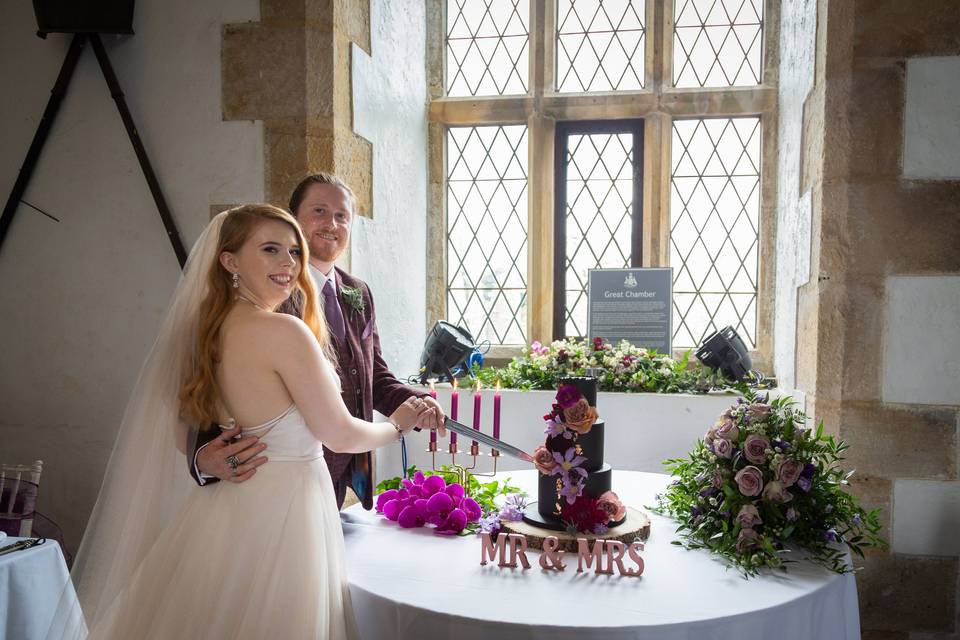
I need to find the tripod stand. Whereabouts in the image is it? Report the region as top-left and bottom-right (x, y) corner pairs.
(0, 33), (187, 267)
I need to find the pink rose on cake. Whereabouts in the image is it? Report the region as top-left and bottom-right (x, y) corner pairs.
(597, 491), (626, 522)
(533, 445), (558, 475)
(734, 465), (764, 496)
(563, 398), (598, 434)
(743, 434), (770, 464)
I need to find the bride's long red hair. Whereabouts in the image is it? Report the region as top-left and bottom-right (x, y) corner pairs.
(179, 204), (330, 430)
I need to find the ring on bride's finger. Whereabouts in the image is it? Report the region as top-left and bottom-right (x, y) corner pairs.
(226, 455), (241, 471)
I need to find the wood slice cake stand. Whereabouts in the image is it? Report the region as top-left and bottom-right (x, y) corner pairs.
(502, 506), (651, 553)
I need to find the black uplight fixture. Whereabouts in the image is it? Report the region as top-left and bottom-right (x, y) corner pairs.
(695, 326), (752, 382)
(419, 321), (477, 384)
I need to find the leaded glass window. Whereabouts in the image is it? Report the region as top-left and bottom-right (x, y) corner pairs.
(670, 116), (760, 348)
(673, 0), (763, 88)
(555, 121), (643, 339)
(446, 0), (530, 97)
(556, 0), (646, 93)
(446, 125), (529, 344)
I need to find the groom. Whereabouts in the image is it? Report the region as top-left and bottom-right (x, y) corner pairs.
(189, 173), (444, 509)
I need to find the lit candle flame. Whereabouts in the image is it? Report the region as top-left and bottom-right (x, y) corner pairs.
(429, 379), (436, 392)
(495, 380), (501, 392)
(453, 378), (458, 391)
(475, 378), (482, 392)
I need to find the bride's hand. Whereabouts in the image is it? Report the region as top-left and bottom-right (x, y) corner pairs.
(389, 397), (433, 434)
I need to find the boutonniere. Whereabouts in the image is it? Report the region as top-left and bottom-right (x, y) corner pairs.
(340, 285), (365, 316)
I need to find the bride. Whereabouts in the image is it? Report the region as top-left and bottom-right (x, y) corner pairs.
(48, 204), (431, 639)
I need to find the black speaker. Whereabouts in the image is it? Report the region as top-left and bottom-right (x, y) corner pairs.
(33, 0), (135, 37)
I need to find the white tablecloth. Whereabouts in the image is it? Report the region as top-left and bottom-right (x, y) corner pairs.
(343, 471), (860, 640)
(0, 538), (78, 640)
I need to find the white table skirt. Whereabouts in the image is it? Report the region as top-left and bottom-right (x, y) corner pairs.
(343, 470), (860, 640)
(0, 537), (78, 640)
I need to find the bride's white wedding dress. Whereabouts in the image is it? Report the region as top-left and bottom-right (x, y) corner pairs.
(86, 400), (356, 639)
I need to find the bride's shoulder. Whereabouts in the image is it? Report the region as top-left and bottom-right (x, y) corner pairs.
(232, 311), (315, 349)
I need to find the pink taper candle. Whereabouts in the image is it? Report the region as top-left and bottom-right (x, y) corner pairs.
(472, 379), (482, 446)
(493, 381), (501, 440)
(449, 378), (458, 445)
(429, 380), (437, 445)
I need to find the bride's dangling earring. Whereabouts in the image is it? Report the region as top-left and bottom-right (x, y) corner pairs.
(232, 273), (240, 289)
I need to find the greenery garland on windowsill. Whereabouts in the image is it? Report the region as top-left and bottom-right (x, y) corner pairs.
(472, 337), (739, 394)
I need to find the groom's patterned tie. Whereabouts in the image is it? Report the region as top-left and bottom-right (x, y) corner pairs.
(322, 279), (346, 341)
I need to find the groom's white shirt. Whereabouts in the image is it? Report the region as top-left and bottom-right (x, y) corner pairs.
(193, 262), (337, 483)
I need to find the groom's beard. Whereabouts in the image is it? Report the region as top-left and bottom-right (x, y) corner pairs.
(308, 233), (347, 265)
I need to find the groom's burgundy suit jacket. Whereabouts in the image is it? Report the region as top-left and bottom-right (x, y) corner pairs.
(188, 266), (422, 510)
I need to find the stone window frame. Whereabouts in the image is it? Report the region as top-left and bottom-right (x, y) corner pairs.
(426, 0), (779, 373)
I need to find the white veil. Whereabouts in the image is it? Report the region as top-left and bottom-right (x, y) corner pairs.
(46, 211), (230, 639)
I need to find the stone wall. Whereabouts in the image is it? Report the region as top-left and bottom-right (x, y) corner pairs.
(792, 2), (960, 637)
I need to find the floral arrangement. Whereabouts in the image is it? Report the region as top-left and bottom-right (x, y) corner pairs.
(375, 471), (481, 535)
(474, 337), (723, 393)
(655, 389), (886, 576)
(531, 384), (626, 535)
(478, 493), (530, 538)
(375, 467), (523, 536)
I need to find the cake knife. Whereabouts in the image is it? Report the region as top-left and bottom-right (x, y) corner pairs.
(442, 417), (534, 463)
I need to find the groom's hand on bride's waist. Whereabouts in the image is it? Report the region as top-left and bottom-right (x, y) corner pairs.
(196, 424), (269, 483)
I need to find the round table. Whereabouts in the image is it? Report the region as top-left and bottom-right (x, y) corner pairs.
(0, 537), (80, 640)
(342, 470), (860, 640)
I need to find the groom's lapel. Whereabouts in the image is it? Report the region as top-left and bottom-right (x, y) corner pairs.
(334, 268), (360, 340)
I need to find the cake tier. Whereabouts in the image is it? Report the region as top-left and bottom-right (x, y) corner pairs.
(536, 463), (613, 520)
(545, 419), (604, 472)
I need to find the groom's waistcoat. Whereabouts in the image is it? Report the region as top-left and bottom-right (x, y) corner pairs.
(320, 268), (419, 509)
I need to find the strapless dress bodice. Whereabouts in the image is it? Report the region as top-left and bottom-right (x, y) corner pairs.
(231, 405), (322, 461)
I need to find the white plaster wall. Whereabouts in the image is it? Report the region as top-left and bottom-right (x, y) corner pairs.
(349, 0), (428, 385)
(773, 0), (817, 393)
(893, 479), (960, 556)
(0, 0), (262, 554)
(882, 275), (960, 406)
(903, 56), (960, 180)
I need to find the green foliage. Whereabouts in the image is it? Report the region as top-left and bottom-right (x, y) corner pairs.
(472, 338), (727, 393)
(653, 390), (887, 577)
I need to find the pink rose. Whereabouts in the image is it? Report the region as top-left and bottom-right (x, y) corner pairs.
(743, 434), (770, 464)
(704, 425), (718, 446)
(562, 398), (598, 435)
(736, 528), (761, 554)
(712, 469), (724, 489)
(748, 403), (773, 421)
(735, 504), (762, 528)
(714, 437), (734, 459)
(776, 458), (802, 487)
(533, 445), (558, 475)
(734, 465), (764, 497)
(762, 480), (793, 503)
(715, 419), (739, 442)
(597, 491), (627, 522)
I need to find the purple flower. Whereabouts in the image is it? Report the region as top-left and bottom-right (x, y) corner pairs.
(735, 504), (762, 528)
(796, 476), (812, 492)
(786, 507), (798, 522)
(699, 487), (718, 498)
(592, 523), (609, 535)
(555, 384), (582, 410)
(436, 508), (468, 535)
(690, 505), (701, 519)
(544, 419), (573, 439)
(734, 466), (764, 497)
(479, 513), (501, 536)
(553, 447), (588, 479)
(823, 529), (837, 543)
(851, 514), (862, 526)
(559, 478), (583, 504)
(801, 463), (816, 478)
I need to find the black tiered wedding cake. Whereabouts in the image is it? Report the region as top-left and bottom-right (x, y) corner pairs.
(523, 376), (627, 532)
